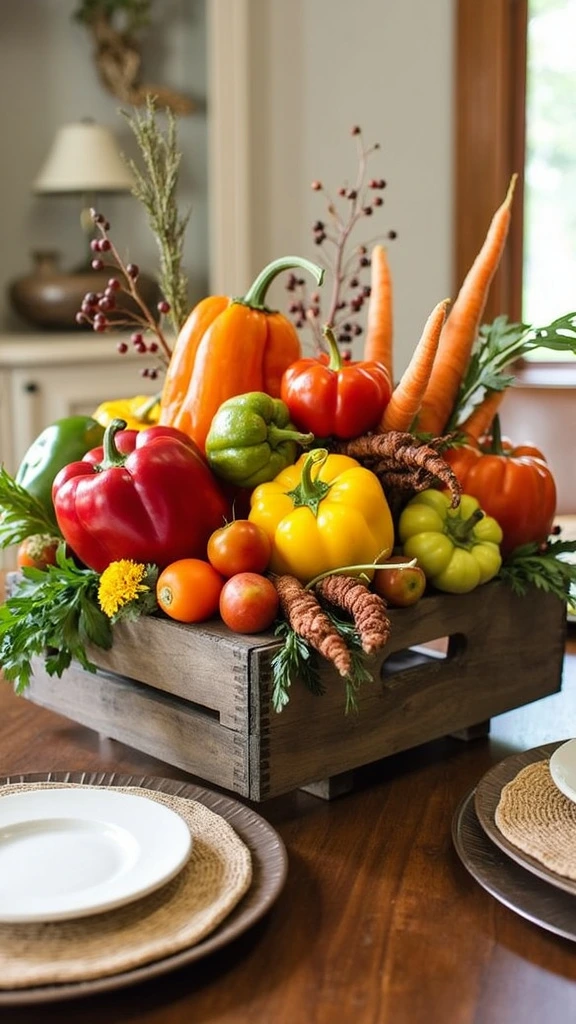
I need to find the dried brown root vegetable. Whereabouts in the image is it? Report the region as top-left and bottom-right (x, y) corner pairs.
(314, 575), (391, 655)
(334, 430), (462, 508)
(273, 574), (352, 677)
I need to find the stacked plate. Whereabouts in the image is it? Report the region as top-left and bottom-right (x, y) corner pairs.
(453, 740), (576, 941)
(0, 772), (288, 1006)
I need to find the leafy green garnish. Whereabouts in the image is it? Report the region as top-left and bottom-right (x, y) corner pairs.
(0, 546), (112, 693)
(270, 609), (373, 715)
(498, 538), (576, 601)
(271, 620), (325, 713)
(448, 311), (576, 429)
(0, 466), (62, 548)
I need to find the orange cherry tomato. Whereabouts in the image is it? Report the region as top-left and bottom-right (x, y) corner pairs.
(156, 558), (224, 623)
(16, 534), (59, 570)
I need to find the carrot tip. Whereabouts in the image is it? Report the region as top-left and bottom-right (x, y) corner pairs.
(506, 173), (519, 203)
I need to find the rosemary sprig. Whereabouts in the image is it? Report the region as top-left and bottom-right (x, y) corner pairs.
(271, 621), (325, 713)
(0, 467), (62, 547)
(122, 95), (190, 335)
(270, 610), (373, 715)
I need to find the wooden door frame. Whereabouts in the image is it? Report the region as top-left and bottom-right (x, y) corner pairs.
(455, 0), (527, 323)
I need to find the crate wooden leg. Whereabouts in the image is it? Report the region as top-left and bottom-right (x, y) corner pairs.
(449, 719), (491, 742)
(300, 771), (356, 800)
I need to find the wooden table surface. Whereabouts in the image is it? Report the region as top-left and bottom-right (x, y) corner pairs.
(2, 586), (576, 1021)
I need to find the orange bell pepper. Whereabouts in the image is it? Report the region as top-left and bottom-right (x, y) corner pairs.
(159, 256), (324, 452)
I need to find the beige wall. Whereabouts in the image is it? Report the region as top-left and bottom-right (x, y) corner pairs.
(0, 0), (208, 333)
(0, 0), (453, 379)
(243, 0), (455, 375)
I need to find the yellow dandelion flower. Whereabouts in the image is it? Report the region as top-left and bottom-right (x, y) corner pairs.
(98, 560), (149, 618)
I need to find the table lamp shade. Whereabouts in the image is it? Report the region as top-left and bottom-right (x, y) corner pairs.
(33, 121), (135, 195)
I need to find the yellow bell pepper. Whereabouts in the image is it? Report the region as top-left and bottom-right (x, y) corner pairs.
(249, 447), (394, 584)
(92, 395), (160, 432)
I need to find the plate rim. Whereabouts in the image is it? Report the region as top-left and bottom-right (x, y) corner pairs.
(0, 771), (288, 1006)
(473, 740), (576, 896)
(0, 786), (193, 923)
(549, 739), (576, 803)
(453, 788), (576, 942)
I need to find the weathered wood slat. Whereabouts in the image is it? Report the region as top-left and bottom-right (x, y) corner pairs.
(25, 656), (248, 796)
(19, 582), (567, 801)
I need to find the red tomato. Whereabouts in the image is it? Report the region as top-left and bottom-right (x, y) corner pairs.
(372, 555), (427, 607)
(157, 559), (224, 623)
(219, 573), (279, 634)
(16, 534), (59, 570)
(207, 520), (271, 578)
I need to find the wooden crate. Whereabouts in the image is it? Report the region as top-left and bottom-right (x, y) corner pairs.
(20, 582), (566, 801)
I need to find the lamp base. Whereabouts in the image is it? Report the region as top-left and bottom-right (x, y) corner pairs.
(9, 251), (162, 332)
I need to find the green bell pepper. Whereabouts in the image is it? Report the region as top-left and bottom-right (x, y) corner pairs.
(16, 415), (105, 524)
(398, 488), (503, 594)
(205, 392), (314, 488)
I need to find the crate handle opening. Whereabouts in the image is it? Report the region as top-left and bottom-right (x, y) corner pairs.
(381, 632), (467, 682)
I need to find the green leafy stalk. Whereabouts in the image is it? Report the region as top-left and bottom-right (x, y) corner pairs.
(270, 610), (373, 715)
(0, 546), (112, 693)
(0, 467), (63, 548)
(448, 311), (576, 430)
(122, 95), (190, 334)
(271, 621), (325, 713)
(498, 538), (576, 601)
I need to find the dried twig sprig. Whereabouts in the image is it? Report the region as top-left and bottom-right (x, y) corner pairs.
(121, 96), (191, 334)
(286, 125), (397, 355)
(76, 211), (173, 381)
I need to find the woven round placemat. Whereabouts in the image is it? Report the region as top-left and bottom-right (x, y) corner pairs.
(495, 760), (576, 880)
(0, 782), (252, 990)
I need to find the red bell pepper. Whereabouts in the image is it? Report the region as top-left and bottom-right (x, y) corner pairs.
(52, 420), (229, 572)
(280, 325), (392, 439)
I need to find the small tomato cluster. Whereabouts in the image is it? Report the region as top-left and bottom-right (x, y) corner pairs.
(156, 521), (279, 634)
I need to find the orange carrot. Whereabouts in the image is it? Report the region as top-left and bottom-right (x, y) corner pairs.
(417, 174), (518, 435)
(364, 244), (393, 381)
(380, 298), (449, 432)
(457, 388), (505, 441)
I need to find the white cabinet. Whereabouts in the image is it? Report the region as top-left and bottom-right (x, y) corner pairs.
(0, 334), (157, 476)
(0, 333), (158, 569)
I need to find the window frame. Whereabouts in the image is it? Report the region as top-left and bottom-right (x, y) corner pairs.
(455, 0), (527, 326)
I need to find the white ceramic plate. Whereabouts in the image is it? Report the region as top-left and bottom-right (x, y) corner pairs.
(0, 788), (192, 922)
(549, 739), (576, 803)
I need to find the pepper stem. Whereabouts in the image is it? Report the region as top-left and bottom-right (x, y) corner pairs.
(238, 256), (325, 311)
(486, 413), (505, 455)
(133, 392), (161, 423)
(287, 448), (332, 516)
(267, 424), (315, 449)
(306, 558), (417, 590)
(322, 324), (343, 371)
(99, 418), (129, 470)
(448, 507), (485, 545)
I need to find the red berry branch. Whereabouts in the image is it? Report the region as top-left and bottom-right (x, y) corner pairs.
(286, 125), (397, 356)
(76, 209), (174, 381)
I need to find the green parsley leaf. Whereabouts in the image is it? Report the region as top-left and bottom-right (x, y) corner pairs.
(498, 538), (576, 601)
(0, 551), (112, 693)
(448, 312), (576, 430)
